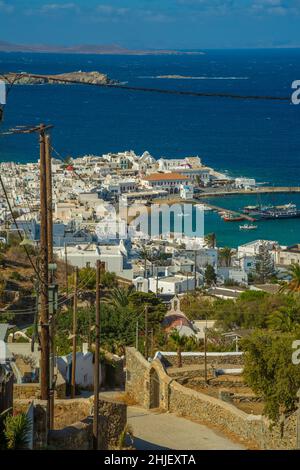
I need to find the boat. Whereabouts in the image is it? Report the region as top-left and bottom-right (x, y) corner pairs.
(239, 224), (258, 231)
(243, 205), (260, 214)
(222, 212), (245, 222)
(177, 213), (191, 217)
(256, 203), (300, 220)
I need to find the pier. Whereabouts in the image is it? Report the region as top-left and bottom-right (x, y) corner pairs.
(195, 186), (300, 198)
(201, 203), (256, 222)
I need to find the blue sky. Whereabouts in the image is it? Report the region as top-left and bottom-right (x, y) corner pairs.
(1, 0), (300, 49)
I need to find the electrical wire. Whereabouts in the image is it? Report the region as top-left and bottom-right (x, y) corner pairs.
(0, 265), (97, 315)
(0, 173), (44, 284)
(1, 72), (291, 102)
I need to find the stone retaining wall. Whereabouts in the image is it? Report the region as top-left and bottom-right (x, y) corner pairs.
(14, 396), (127, 450)
(126, 347), (298, 450)
(13, 372), (66, 400)
(160, 352), (244, 368)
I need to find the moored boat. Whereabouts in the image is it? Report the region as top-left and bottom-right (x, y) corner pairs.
(222, 212), (245, 222)
(239, 224), (258, 231)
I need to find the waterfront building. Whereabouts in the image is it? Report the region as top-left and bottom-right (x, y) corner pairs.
(275, 244), (300, 266)
(142, 172), (189, 193)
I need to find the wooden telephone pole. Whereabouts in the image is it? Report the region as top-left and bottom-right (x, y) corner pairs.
(7, 124), (53, 430)
(93, 260), (104, 450)
(39, 126), (50, 403)
(45, 134), (56, 429)
(144, 305), (149, 359)
(71, 267), (78, 399)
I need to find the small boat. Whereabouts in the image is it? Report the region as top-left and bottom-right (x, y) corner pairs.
(239, 224), (258, 231)
(222, 212), (245, 222)
(243, 205), (260, 214)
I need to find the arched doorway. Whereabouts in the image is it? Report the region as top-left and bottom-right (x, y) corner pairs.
(149, 368), (160, 409)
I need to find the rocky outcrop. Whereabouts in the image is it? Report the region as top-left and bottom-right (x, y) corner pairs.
(3, 71), (116, 86)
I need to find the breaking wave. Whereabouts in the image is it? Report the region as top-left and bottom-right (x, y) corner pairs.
(138, 75), (249, 80)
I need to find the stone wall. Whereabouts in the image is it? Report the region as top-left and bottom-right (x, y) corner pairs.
(160, 352), (244, 368)
(13, 371), (66, 400)
(48, 396), (127, 450)
(14, 396), (127, 450)
(126, 347), (298, 450)
(168, 381), (297, 450)
(126, 347), (151, 408)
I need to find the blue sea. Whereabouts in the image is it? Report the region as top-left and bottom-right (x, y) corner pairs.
(0, 49), (300, 247)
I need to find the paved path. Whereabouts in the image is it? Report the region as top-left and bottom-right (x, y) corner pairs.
(127, 406), (245, 450)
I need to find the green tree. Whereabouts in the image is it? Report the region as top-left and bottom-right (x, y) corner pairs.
(168, 330), (189, 368)
(138, 246), (150, 275)
(255, 243), (275, 284)
(242, 329), (300, 422)
(105, 286), (133, 310)
(204, 264), (217, 286)
(204, 233), (216, 249)
(267, 306), (299, 333)
(283, 263), (300, 293)
(219, 247), (234, 267)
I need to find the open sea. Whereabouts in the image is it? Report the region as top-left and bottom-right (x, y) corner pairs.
(0, 49), (300, 247)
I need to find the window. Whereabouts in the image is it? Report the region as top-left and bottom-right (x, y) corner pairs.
(84, 374), (88, 384)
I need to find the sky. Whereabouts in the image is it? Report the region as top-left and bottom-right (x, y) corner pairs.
(1, 0), (300, 49)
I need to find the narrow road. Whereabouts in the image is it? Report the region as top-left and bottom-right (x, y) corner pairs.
(127, 406), (245, 450)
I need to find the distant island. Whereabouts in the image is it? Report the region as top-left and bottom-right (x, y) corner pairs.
(0, 40), (204, 56)
(2, 71), (116, 86)
(157, 75), (202, 79)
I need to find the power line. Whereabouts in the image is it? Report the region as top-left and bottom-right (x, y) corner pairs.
(0, 173), (44, 283)
(1, 72), (291, 102)
(0, 265), (97, 316)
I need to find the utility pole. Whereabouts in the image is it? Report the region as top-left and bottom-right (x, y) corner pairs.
(45, 134), (53, 272)
(64, 243), (69, 295)
(45, 134), (55, 429)
(150, 329), (154, 357)
(39, 125), (50, 403)
(204, 314), (208, 384)
(71, 267), (78, 399)
(93, 260), (102, 450)
(144, 305), (149, 360)
(194, 250), (197, 290)
(135, 320), (139, 351)
(5, 123), (53, 428)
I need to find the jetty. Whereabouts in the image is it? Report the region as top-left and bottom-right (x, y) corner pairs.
(202, 203), (256, 222)
(195, 186), (300, 198)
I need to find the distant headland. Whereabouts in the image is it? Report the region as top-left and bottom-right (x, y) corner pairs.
(1, 71), (116, 86)
(0, 40), (205, 56)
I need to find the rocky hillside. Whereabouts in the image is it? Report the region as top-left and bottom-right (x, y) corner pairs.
(2, 71), (117, 86)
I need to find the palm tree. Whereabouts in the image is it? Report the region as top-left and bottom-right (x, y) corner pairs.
(219, 247), (234, 267)
(138, 246), (150, 276)
(204, 233), (216, 249)
(282, 263), (300, 293)
(104, 286), (133, 310)
(267, 307), (297, 332)
(169, 330), (188, 368)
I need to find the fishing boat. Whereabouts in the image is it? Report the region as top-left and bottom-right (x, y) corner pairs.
(243, 202), (300, 220)
(222, 212), (245, 222)
(257, 203), (300, 220)
(243, 205), (260, 214)
(239, 224), (258, 231)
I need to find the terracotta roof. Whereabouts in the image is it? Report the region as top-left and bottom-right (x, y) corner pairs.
(144, 172), (189, 181)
